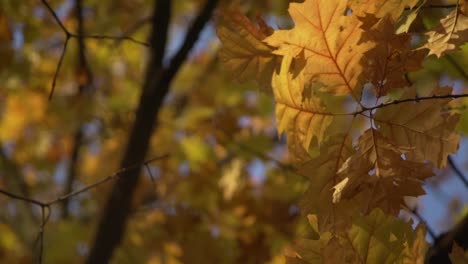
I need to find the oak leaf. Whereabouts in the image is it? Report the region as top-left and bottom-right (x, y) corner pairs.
(288, 209), (417, 264)
(402, 224), (429, 264)
(359, 15), (426, 96)
(421, 9), (468, 57)
(334, 129), (433, 215)
(216, 10), (280, 92)
(264, 0), (373, 100)
(273, 55), (334, 159)
(449, 243), (468, 264)
(374, 87), (460, 168)
(348, 0), (420, 20)
(338, 208), (415, 264)
(298, 134), (355, 232)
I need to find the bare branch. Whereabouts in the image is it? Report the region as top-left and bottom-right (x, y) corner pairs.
(355, 93), (468, 115)
(448, 156), (468, 189)
(71, 33), (150, 47)
(164, 0), (219, 82)
(40, 0), (70, 35)
(48, 36), (70, 100)
(0, 154), (168, 262)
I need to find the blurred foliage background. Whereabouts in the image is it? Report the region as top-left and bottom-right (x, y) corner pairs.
(0, 0), (467, 263)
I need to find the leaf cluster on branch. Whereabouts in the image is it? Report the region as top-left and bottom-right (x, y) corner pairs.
(217, 0), (468, 262)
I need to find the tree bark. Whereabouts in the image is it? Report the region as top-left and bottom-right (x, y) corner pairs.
(86, 1), (218, 263)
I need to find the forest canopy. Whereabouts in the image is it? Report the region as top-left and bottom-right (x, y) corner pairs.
(1, 0), (468, 263)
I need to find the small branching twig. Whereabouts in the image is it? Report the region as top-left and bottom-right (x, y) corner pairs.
(354, 93), (468, 115)
(0, 154), (168, 263)
(40, 0), (148, 100)
(448, 156), (468, 189)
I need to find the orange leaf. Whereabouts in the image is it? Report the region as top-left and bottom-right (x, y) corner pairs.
(216, 10), (280, 92)
(264, 0), (373, 100)
(421, 9), (468, 57)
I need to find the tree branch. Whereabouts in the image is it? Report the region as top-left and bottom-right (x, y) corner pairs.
(0, 154), (168, 263)
(61, 0), (92, 219)
(355, 93), (468, 115)
(447, 156), (468, 189)
(85, 1), (218, 262)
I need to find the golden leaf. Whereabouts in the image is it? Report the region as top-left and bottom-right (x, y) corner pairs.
(422, 9), (468, 57)
(402, 224), (429, 264)
(374, 87), (460, 168)
(359, 15), (426, 96)
(298, 134), (355, 232)
(216, 10), (280, 92)
(348, 0), (420, 20)
(449, 243), (468, 264)
(264, 0), (373, 99)
(273, 55), (334, 159)
(335, 129), (433, 215)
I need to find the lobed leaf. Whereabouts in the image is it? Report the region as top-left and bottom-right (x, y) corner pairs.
(216, 10), (280, 92)
(273, 55), (334, 159)
(298, 134), (355, 232)
(348, 0), (420, 20)
(421, 9), (468, 57)
(264, 0), (373, 100)
(334, 129), (433, 215)
(359, 15), (426, 97)
(374, 87), (460, 168)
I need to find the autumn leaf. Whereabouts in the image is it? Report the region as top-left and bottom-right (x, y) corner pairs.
(396, 1), (426, 34)
(348, 0), (420, 21)
(216, 10), (280, 92)
(298, 134), (355, 232)
(421, 9), (468, 57)
(288, 209), (417, 264)
(402, 224), (429, 264)
(334, 129), (433, 215)
(219, 158), (243, 200)
(338, 208), (415, 264)
(273, 55), (334, 159)
(374, 87), (460, 168)
(264, 0), (373, 100)
(359, 15), (426, 96)
(449, 243), (468, 264)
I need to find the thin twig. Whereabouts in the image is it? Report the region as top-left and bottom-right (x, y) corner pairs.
(448, 156), (468, 189)
(71, 33), (149, 47)
(445, 55), (468, 81)
(40, 0), (70, 34)
(48, 36), (70, 100)
(164, 0), (219, 82)
(355, 93), (468, 115)
(48, 154), (169, 205)
(0, 154), (169, 262)
(0, 189), (45, 207)
(406, 4), (457, 10)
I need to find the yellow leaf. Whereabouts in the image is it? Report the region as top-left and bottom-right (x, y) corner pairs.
(396, 0), (426, 34)
(422, 9), (468, 57)
(335, 129), (433, 215)
(348, 0), (420, 20)
(449, 243), (468, 264)
(339, 208), (415, 264)
(219, 158), (243, 200)
(360, 15), (426, 96)
(403, 224), (429, 264)
(374, 87), (460, 168)
(264, 0), (373, 99)
(273, 55), (334, 159)
(216, 10), (280, 92)
(298, 134), (355, 232)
